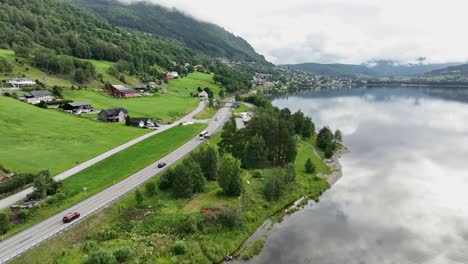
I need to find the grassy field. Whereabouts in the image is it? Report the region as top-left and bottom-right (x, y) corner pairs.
(168, 72), (223, 99)
(12, 130), (332, 264)
(193, 106), (218, 120)
(63, 89), (199, 123)
(0, 96), (147, 174)
(0, 49), (138, 88)
(3, 123), (206, 239)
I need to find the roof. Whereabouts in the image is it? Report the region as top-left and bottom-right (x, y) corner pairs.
(130, 118), (152, 125)
(111, 85), (138, 94)
(8, 78), (34, 83)
(134, 84), (147, 89)
(101, 107), (128, 116)
(66, 102), (91, 107)
(30, 90), (52, 97)
(198, 91), (209, 97)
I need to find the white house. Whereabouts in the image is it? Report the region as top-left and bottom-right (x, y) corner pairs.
(7, 78), (36, 88)
(21, 90), (54, 104)
(198, 91), (209, 99)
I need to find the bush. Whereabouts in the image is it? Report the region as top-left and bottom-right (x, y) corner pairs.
(305, 158), (315, 173)
(144, 181), (157, 197)
(113, 247), (133, 263)
(252, 171), (263, 178)
(83, 240), (98, 253)
(158, 169), (174, 190)
(177, 215), (199, 235)
(264, 175), (284, 201)
(172, 241), (187, 255)
(86, 250), (116, 264)
(219, 207), (242, 228)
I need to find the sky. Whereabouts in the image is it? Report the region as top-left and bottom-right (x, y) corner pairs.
(118, 0), (468, 65)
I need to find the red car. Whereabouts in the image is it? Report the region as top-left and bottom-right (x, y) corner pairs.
(62, 212), (80, 223)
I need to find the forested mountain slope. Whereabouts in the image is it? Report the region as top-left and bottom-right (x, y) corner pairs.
(70, 0), (267, 64)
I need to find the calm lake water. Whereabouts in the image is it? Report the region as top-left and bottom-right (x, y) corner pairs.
(248, 86), (468, 264)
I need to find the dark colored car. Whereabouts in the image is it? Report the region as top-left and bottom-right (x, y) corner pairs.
(63, 212), (80, 223)
(158, 162), (167, 168)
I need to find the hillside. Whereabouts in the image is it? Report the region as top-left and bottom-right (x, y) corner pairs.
(283, 63), (377, 78)
(0, 0), (204, 75)
(425, 64), (468, 77)
(283, 61), (464, 78)
(70, 0), (267, 64)
(0, 96), (147, 174)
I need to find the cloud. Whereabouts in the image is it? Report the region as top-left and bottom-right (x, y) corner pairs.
(116, 0), (468, 65)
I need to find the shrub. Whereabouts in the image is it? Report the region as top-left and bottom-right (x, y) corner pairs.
(113, 247), (133, 263)
(86, 250), (116, 264)
(144, 181), (157, 197)
(172, 241), (187, 255)
(177, 215), (199, 235)
(83, 240), (98, 253)
(264, 175), (284, 201)
(252, 171), (263, 178)
(305, 158), (315, 173)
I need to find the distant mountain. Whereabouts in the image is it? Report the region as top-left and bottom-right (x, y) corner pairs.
(425, 64), (468, 77)
(282, 63), (377, 78)
(282, 60), (464, 78)
(366, 60), (462, 77)
(70, 0), (268, 64)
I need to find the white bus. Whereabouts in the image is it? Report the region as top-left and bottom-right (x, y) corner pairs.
(199, 130), (208, 140)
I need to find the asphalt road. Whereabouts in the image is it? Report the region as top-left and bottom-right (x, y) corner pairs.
(0, 103), (232, 264)
(0, 101), (207, 211)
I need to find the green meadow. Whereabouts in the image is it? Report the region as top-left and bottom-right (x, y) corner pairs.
(0, 96), (147, 174)
(168, 72), (223, 99)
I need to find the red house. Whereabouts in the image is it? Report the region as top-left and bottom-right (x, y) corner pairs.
(163, 71), (179, 79)
(109, 85), (141, 98)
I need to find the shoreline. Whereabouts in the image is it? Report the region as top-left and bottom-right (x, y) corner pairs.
(224, 146), (348, 263)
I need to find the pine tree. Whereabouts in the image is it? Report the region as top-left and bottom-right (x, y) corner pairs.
(135, 189), (143, 206)
(305, 158), (315, 173)
(244, 134), (267, 169)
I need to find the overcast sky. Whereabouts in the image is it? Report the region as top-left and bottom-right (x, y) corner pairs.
(119, 0), (468, 65)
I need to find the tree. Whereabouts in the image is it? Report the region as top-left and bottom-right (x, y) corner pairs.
(284, 164), (296, 184)
(219, 89), (225, 98)
(317, 127), (336, 152)
(218, 154), (242, 196)
(264, 174), (283, 201)
(52, 86), (63, 98)
(144, 181), (157, 197)
(125, 115), (131, 126)
(218, 117), (238, 155)
(244, 134), (267, 169)
(305, 158), (315, 173)
(291, 110), (305, 134)
(171, 158), (205, 198)
(31, 170), (52, 199)
(191, 145), (219, 180)
(36, 100), (48, 109)
(158, 168), (175, 190)
(135, 189), (143, 206)
(301, 117), (315, 139)
(0, 213), (10, 235)
(334, 129), (343, 142)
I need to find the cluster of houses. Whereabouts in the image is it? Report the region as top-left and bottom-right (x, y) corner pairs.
(108, 82), (157, 98)
(97, 107), (156, 128)
(18, 90), (54, 104)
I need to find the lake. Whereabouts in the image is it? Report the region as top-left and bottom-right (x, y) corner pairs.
(246, 86), (468, 264)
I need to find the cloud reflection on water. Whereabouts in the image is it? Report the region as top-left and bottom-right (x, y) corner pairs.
(248, 87), (468, 264)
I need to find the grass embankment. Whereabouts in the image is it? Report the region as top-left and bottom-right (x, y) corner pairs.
(63, 89), (199, 123)
(168, 72), (223, 99)
(233, 103), (250, 114)
(0, 96), (147, 175)
(193, 107), (218, 120)
(2, 123), (206, 240)
(0, 49), (138, 88)
(13, 131), (331, 264)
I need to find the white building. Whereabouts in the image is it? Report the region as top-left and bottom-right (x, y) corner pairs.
(7, 78), (36, 88)
(198, 91), (209, 99)
(21, 90), (54, 104)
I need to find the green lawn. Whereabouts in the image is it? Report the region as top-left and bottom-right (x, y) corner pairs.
(0, 96), (147, 174)
(12, 130), (332, 264)
(63, 89), (199, 123)
(168, 72), (223, 99)
(3, 123), (206, 240)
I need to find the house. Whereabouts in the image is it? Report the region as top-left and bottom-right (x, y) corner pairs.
(194, 65), (204, 71)
(133, 84), (149, 93)
(197, 91), (209, 99)
(97, 107), (128, 122)
(147, 82), (157, 89)
(21, 90), (54, 104)
(109, 85), (140, 98)
(129, 118), (155, 128)
(163, 71), (179, 79)
(63, 102), (92, 114)
(7, 78), (36, 88)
